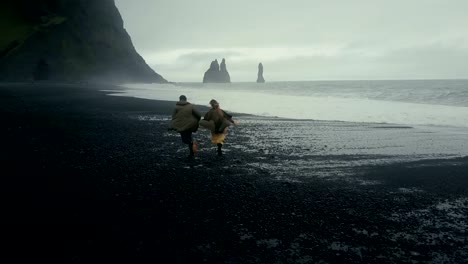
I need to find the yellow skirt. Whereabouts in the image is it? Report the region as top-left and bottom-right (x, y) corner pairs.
(211, 132), (226, 145)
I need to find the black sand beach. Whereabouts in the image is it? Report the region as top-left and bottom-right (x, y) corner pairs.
(1, 83), (468, 263)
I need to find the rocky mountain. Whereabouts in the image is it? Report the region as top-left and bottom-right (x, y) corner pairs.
(203, 58), (231, 83)
(257, 62), (265, 83)
(0, 0), (166, 83)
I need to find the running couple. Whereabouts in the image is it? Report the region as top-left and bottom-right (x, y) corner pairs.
(169, 95), (238, 158)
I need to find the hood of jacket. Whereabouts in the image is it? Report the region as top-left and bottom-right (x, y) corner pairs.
(176, 101), (190, 106)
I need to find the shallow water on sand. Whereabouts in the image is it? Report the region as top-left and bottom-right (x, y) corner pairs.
(222, 117), (467, 179)
(137, 114), (468, 180)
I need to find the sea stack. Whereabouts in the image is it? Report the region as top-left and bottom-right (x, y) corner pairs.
(257, 62), (265, 83)
(203, 58), (231, 83)
(0, 0), (167, 83)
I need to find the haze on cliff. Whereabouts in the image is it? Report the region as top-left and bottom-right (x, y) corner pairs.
(115, 0), (468, 82)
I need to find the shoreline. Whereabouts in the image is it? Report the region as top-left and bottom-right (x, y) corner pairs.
(1, 82), (468, 263)
(108, 91), (468, 132)
(116, 81), (468, 129)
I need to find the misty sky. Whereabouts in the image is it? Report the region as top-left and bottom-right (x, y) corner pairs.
(115, 0), (468, 82)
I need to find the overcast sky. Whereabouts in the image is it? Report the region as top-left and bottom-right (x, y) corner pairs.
(115, 0), (468, 82)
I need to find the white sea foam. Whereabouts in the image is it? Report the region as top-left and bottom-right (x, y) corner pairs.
(113, 80), (468, 129)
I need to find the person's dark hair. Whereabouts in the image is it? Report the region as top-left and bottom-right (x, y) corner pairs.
(209, 99), (219, 107)
(179, 95), (187, 101)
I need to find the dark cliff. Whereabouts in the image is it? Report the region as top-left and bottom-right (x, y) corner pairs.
(203, 58), (231, 83)
(257, 62), (265, 83)
(0, 0), (167, 83)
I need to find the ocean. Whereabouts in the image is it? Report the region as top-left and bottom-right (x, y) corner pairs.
(109, 79), (468, 174)
(115, 79), (468, 129)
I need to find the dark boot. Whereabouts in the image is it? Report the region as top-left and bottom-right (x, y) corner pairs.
(217, 143), (223, 156)
(189, 142), (194, 157)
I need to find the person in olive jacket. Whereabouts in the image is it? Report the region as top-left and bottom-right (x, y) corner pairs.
(169, 95), (202, 157)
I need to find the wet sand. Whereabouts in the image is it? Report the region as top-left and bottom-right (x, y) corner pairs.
(1, 83), (468, 263)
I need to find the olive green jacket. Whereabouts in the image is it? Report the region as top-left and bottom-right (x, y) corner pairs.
(169, 101), (202, 132)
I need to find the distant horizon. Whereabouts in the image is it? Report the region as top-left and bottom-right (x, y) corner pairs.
(158, 78), (468, 85)
(142, 55), (468, 83)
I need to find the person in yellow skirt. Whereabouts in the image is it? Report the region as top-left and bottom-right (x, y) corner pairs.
(199, 99), (238, 156)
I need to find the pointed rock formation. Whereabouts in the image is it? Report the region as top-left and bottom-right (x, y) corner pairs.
(203, 58), (231, 83)
(257, 62), (265, 83)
